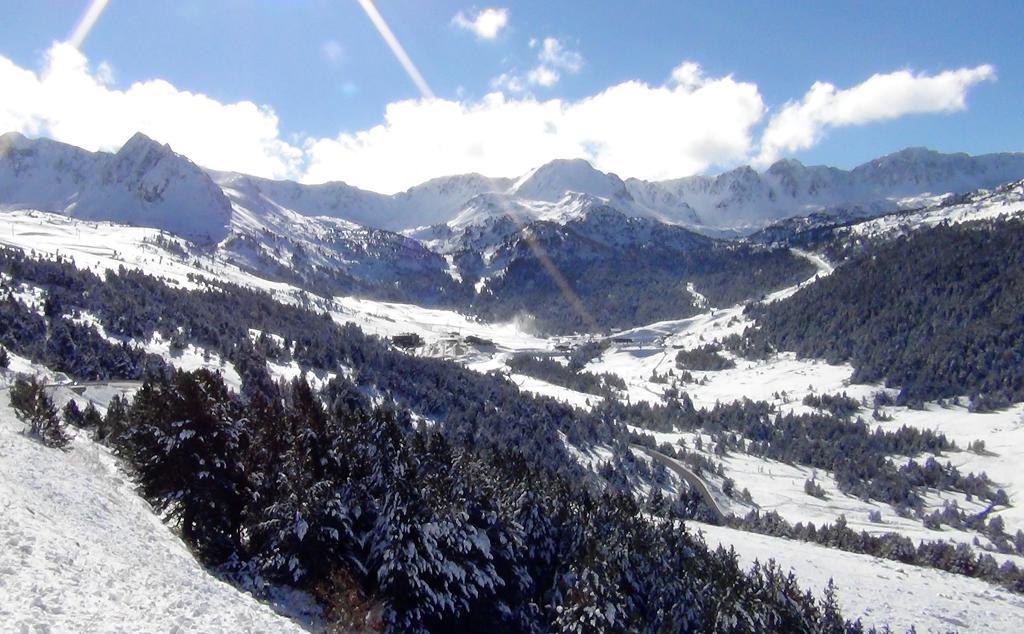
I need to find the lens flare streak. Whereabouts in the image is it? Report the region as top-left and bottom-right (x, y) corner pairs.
(355, 0), (435, 99)
(68, 0), (111, 49)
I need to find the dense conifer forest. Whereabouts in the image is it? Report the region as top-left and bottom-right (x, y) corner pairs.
(80, 367), (867, 632)
(741, 219), (1024, 407)
(472, 217), (816, 333)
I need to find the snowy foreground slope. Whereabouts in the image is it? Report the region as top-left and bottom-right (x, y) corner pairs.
(0, 381), (309, 632)
(694, 522), (1024, 633)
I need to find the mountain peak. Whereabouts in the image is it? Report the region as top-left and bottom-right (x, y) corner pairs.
(766, 158), (807, 174)
(511, 157), (628, 202)
(117, 132), (176, 159)
(887, 146), (942, 159)
(69, 132), (232, 243)
(0, 131), (30, 153)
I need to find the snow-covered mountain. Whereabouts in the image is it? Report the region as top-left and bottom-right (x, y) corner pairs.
(209, 170), (511, 232)
(4, 132), (1023, 241)
(1, 132), (232, 242)
(409, 191), (620, 254)
(0, 131), (97, 212)
(393, 173), (513, 229)
(642, 148), (1024, 229)
(71, 133), (233, 243)
(0, 134), (460, 301)
(211, 170), (392, 230)
(0, 375), (311, 632)
(511, 158), (630, 203)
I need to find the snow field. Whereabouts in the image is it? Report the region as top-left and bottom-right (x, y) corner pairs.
(693, 521), (1024, 633)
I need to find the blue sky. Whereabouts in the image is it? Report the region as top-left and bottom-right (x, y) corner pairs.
(1, 1), (1020, 192)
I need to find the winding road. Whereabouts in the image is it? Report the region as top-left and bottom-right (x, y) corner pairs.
(631, 444), (728, 524)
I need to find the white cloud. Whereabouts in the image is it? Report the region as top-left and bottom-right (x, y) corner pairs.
(452, 8), (508, 40)
(0, 42), (302, 179)
(490, 72), (525, 93)
(526, 66), (559, 88)
(0, 43), (996, 195)
(755, 65), (996, 165)
(670, 61), (703, 90)
(524, 37), (583, 88)
(493, 36), (585, 91)
(537, 37), (583, 73)
(304, 67), (765, 192)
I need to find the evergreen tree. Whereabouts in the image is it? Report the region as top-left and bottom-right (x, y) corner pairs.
(250, 378), (356, 585)
(10, 376), (69, 449)
(119, 369), (249, 562)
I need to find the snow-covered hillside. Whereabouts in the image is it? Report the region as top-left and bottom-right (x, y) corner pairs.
(0, 131), (96, 212)
(511, 158), (630, 203)
(0, 378), (310, 631)
(695, 521), (1024, 633)
(849, 177), (1024, 238)
(5, 190), (1024, 629)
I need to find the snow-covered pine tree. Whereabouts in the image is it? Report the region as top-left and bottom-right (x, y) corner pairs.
(10, 375), (69, 448)
(249, 377), (356, 585)
(360, 410), (488, 632)
(119, 369), (249, 563)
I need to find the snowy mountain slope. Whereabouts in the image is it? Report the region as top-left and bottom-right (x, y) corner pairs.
(1, 132), (232, 243)
(847, 177), (1024, 238)
(218, 195), (461, 305)
(70, 133), (233, 243)
(747, 178), (1024, 247)
(0, 380), (310, 632)
(210, 170), (392, 229)
(6, 206), (1024, 629)
(511, 158), (630, 203)
(850, 147), (1024, 195)
(0, 209), (540, 358)
(642, 148), (1024, 230)
(3, 132), (1024, 327)
(8, 133), (1021, 243)
(408, 191), (633, 255)
(0, 131), (98, 212)
(580, 246), (1024, 559)
(392, 172), (513, 229)
(695, 521), (1024, 633)
(0, 134), (467, 300)
(401, 149), (1024, 252)
(210, 169), (511, 231)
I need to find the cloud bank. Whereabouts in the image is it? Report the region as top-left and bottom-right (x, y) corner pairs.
(304, 63), (763, 192)
(0, 42), (995, 193)
(0, 43), (302, 179)
(755, 65), (995, 165)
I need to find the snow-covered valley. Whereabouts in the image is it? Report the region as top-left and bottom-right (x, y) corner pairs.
(4, 144), (1024, 631)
